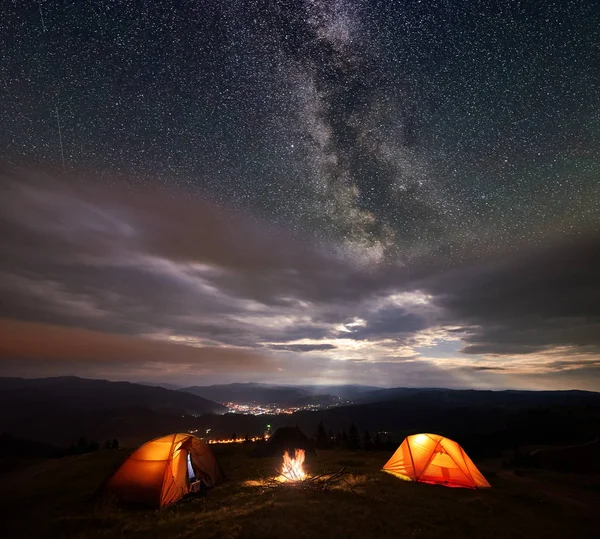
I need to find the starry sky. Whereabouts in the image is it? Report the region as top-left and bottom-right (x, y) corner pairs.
(1, 0), (599, 390)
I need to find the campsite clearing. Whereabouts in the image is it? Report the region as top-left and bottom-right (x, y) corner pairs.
(1, 445), (599, 538)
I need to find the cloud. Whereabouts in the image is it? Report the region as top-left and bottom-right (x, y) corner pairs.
(0, 318), (274, 379)
(269, 343), (337, 352)
(0, 167), (396, 371)
(0, 167), (403, 308)
(1, 166), (598, 389)
(340, 304), (428, 341)
(425, 235), (600, 355)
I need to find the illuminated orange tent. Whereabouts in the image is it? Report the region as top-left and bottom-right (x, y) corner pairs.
(104, 433), (225, 507)
(382, 433), (490, 489)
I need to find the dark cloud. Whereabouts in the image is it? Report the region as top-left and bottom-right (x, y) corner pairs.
(426, 236), (600, 355)
(0, 168), (402, 310)
(0, 168), (397, 359)
(269, 343), (337, 352)
(261, 324), (333, 344)
(341, 305), (428, 341)
(0, 319), (274, 378)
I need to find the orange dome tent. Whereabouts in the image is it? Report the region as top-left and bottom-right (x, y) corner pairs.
(104, 433), (225, 507)
(383, 433), (490, 489)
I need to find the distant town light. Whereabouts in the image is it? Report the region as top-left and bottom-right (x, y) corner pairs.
(207, 434), (270, 445)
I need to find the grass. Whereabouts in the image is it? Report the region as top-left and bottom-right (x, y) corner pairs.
(1, 446), (599, 538)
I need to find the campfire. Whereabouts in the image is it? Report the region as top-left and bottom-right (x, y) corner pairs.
(245, 446), (363, 492)
(245, 449), (363, 492)
(278, 449), (307, 482)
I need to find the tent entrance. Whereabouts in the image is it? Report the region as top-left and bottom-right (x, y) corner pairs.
(187, 452), (204, 492)
(187, 452), (196, 482)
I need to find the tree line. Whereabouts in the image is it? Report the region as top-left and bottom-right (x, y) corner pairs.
(313, 421), (397, 451)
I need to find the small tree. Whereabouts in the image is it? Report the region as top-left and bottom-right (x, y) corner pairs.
(362, 429), (373, 451)
(341, 429), (349, 449)
(315, 421), (329, 449)
(384, 434), (396, 451)
(77, 436), (88, 453)
(373, 433), (383, 450)
(348, 423), (360, 451)
(111, 438), (119, 450)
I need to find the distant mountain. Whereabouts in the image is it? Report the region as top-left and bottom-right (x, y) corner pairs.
(180, 383), (311, 405)
(354, 387), (600, 406)
(179, 383), (382, 405)
(0, 376), (225, 446)
(0, 376), (224, 414)
(291, 394), (341, 407)
(139, 381), (183, 390)
(299, 384), (382, 400)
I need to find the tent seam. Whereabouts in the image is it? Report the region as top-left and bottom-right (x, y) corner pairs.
(458, 445), (478, 487)
(405, 437), (418, 479)
(438, 440), (473, 487)
(158, 433), (178, 507)
(417, 439), (442, 481)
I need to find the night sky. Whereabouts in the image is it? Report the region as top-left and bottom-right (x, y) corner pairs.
(1, 0), (599, 389)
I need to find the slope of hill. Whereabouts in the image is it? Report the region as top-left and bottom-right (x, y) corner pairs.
(0, 433), (65, 459)
(1, 445), (599, 538)
(0, 376), (225, 446)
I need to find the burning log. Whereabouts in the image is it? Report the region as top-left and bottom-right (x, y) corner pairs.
(278, 449), (307, 482)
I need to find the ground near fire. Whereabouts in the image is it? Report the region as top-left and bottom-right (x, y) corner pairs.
(1, 442), (599, 539)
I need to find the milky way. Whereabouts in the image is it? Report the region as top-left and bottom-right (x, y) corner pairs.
(0, 1), (599, 389)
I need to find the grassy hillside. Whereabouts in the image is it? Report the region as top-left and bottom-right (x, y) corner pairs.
(1, 445), (598, 538)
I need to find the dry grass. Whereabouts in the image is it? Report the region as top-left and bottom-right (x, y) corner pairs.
(1, 445), (599, 538)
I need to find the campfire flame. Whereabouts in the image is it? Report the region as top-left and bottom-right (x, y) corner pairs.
(279, 449), (306, 482)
